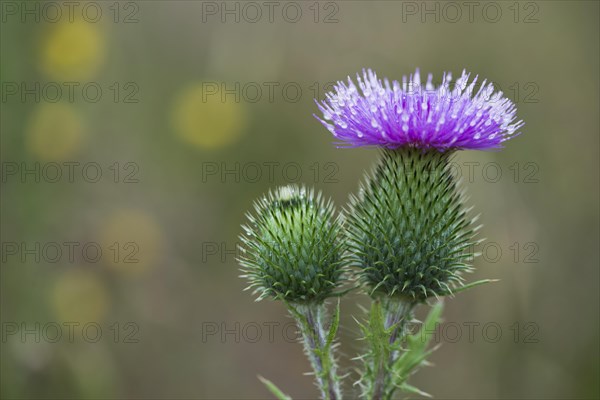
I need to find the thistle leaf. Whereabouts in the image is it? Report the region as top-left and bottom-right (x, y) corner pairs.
(399, 382), (432, 398)
(450, 279), (499, 295)
(258, 376), (292, 400)
(392, 301), (444, 392)
(325, 298), (341, 351)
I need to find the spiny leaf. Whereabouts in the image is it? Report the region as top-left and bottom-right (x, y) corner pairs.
(407, 301), (444, 353)
(325, 298), (340, 351)
(399, 382), (432, 398)
(394, 301), (444, 382)
(258, 376), (292, 400)
(448, 278), (499, 295)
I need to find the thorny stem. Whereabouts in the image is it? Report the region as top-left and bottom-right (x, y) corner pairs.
(371, 298), (415, 400)
(291, 302), (342, 400)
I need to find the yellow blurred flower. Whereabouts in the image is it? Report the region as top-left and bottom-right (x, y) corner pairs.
(26, 102), (85, 162)
(41, 19), (106, 81)
(97, 209), (164, 275)
(171, 82), (246, 149)
(52, 269), (109, 324)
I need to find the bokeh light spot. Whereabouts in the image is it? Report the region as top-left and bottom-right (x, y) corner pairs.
(170, 82), (246, 149)
(26, 102), (85, 162)
(40, 19), (106, 81)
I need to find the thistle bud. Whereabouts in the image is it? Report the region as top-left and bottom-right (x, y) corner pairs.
(239, 185), (346, 303)
(346, 148), (477, 301)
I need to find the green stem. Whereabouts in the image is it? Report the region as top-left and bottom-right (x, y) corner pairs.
(370, 298), (415, 400)
(289, 302), (342, 400)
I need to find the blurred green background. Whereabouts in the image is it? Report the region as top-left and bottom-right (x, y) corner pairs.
(1, 1), (598, 399)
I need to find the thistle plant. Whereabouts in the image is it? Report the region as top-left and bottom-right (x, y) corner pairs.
(238, 68), (523, 400)
(239, 185), (346, 400)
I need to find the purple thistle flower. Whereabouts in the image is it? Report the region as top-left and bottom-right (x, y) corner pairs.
(314, 69), (524, 150)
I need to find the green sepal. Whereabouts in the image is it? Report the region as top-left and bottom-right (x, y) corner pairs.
(346, 148), (481, 301)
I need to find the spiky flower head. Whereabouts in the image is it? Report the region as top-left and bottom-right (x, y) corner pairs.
(315, 68), (523, 150)
(346, 148), (479, 301)
(239, 185), (346, 304)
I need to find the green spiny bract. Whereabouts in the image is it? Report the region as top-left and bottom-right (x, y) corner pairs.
(239, 185), (346, 304)
(346, 148), (478, 302)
